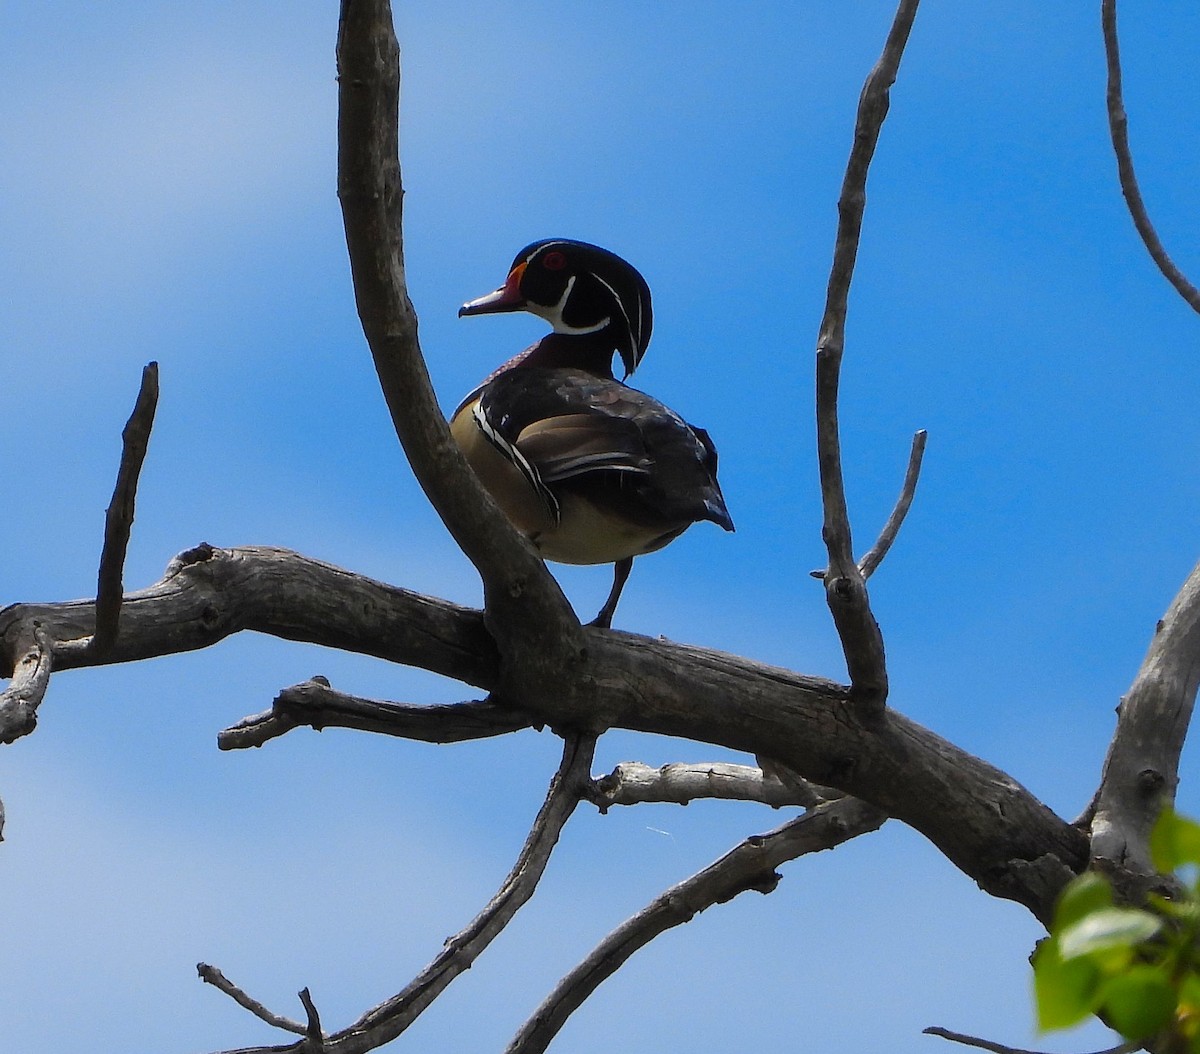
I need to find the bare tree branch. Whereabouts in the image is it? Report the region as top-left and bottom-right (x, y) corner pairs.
(334, 0), (581, 671)
(0, 541), (1088, 918)
(0, 621), (52, 744)
(90, 361), (159, 655)
(197, 964), (308, 1037)
(507, 797), (888, 1054)
(923, 1026), (1136, 1054)
(859, 429), (928, 581)
(1101, 0), (1200, 314)
(298, 988), (325, 1049)
(1089, 556), (1200, 895)
(204, 733), (596, 1054)
(2, 545), (498, 692)
(217, 678), (533, 750)
(814, 0), (922, 718)
(587, 761), (833, 811)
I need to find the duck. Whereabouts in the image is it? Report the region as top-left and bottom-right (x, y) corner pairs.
(452, 238), (733, 629)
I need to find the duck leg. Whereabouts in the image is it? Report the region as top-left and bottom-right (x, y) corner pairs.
(588, 556), (634, 629)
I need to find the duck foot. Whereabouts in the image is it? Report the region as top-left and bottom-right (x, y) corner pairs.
(587, 557), (634, 629)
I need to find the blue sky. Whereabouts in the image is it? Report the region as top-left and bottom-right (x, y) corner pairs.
(3, 2), (1199, 1051)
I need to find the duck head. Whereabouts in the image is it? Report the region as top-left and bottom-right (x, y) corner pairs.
(459, 239), (653, 376)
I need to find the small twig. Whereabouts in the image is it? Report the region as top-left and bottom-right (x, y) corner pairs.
(90, 361), (159, 655)
(197, 963), (308, 1036)
(587, 761), (834, 812)
(858, 428), (928, 580)
(814, 0), (921, 718)
(217, 678), (533, 750)
(923, 1026), (1137, 1054)
(1101, 0), (1200, 314)
(0, 622), (53, 744)
(507, 797), (886, 1054)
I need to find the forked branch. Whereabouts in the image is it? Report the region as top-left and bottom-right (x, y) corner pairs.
(203, 733), (595, 1054)
(334, 0), (578, 659)
(814, 0), (922, 717)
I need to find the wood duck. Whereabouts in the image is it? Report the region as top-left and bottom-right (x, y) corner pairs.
(452, 238), (734, 628)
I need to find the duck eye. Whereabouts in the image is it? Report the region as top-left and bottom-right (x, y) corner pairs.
(541, 251), (567, 271)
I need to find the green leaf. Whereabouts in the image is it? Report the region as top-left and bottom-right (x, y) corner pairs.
(1152, 809), (1200, 873)
(1054, 873), (1114, 933)
(1101, 964), (1177, 1040)
(1179, 971), (1200, 1013)
(1033, 937), (1102, 1031)
(1058, 907), (1162, 962)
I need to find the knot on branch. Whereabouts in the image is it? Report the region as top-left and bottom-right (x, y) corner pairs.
(166, 542), (217, 577)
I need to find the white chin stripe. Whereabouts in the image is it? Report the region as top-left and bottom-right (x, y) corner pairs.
(529, 274), (611, 336)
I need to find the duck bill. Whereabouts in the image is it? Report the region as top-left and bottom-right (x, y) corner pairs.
(458, 262), (527, 317)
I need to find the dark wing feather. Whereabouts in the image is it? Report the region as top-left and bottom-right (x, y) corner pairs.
(478, 367), (733, 532)
(516, 414), (652, 482)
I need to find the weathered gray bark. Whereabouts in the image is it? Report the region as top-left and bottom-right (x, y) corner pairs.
(3, 0), (1199, 1052)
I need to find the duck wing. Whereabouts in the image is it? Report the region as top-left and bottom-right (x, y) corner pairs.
(477, 367), (733, 532)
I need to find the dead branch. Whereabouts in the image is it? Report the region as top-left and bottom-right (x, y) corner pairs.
(587, 761), (833, 811)
(0, 621), (52, 744)
(859, 429), (928, 580)
(334, 0), (581, 675)
(814, 0), (922, 718)
(1101, 0), (1200, 314)
(217, 678), (533, 750)
(0, 540), (1087, 918)
(90, 361), (159, 655)
(1089, 556), (1200, 893)
(204, 732), (596, 1054)
(923, 1026), (1136, 1054)
(1, 545), (498, 692)
(507, 797), (888, 1054)
(197, 964), (308, 1037)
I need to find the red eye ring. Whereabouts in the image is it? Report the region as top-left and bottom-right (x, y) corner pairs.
(541, 250), (567, 270)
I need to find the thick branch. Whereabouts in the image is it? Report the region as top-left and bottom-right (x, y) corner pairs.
(1, 545), (498, 691)
(1089, 556), (1200, 892)
(507, 797), (887, 1054)
(1, 542), (1087, 918)
(1101, 0), (1200, 314)
(218, 678), (533, 750)
(334, 0), (579, 665)
(91, 361), (159, 655)
(815, 0), (921, 717)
